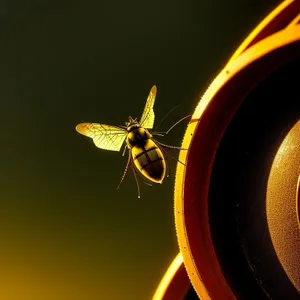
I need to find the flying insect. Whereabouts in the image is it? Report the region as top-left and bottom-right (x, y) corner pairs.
(76, 85), (189, 198)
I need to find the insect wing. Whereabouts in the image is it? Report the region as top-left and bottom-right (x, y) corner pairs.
(139, 85), (156, 129)
(76, 123), (126, 151)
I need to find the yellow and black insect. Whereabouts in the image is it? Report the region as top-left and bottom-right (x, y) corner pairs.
(76, 85), (189, 198)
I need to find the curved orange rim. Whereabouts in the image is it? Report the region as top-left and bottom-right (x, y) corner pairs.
(152, 253), (191, 300)
(226, 0), (299, 65)
(174, 7), (300, 300)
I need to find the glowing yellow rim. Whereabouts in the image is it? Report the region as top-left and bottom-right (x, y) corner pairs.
(174, 0), (300, 298)
(226, 0), (297, 65)
(152, 253), (184, 300)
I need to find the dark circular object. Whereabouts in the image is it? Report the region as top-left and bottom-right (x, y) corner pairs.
(209, 56), (300, 299)
(174, 0), (300, 298)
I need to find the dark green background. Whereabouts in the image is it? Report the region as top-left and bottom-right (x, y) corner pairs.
(0, 1), (280, 299)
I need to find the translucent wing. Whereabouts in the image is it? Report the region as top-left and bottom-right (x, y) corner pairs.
(139, 85), (156, 129)
(76, 123), (127, 151)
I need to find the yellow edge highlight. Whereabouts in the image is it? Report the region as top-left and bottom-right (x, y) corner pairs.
(152, 253), (183, 300)
(175, 23), (300, 300)
(226, 0), (295, 66)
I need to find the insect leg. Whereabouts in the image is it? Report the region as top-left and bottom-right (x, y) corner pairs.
(131, 162), (141, 199)
(151, 133), (165, 137)
(134, 169), (153, 187)
(153, 138), (186, 167)
(122, 144), (127, 157)
(156, 144), (170, 178)
(117, 152), (132, 190)
(153, 139), (188, 151)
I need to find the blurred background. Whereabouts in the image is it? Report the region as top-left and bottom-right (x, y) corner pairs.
(0, 0), (280, 299)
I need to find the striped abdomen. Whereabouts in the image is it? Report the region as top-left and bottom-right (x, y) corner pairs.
(132, 139), (166, 184)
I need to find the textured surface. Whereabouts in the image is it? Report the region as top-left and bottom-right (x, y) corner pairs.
(266, 120), (300, 292)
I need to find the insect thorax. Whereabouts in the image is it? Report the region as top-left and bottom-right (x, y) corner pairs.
(126, 125), (152, 149)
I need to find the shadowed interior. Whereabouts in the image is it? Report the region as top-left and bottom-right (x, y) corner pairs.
(209, 57), (300, 299)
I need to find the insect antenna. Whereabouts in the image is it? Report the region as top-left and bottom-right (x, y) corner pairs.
(152, 114), (192, 136)
(117, 153), (132, 190)
(153, 105), (179, 132)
